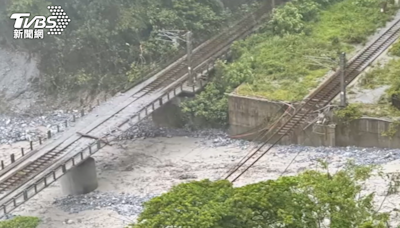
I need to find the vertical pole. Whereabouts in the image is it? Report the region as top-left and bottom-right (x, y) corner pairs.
(340, 52), (347, 107)
(186, 31), (193, 86)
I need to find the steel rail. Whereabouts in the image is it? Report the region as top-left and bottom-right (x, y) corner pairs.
(0, 0), (277, 179)
(225, 17), (400, 183)
(0, 0), (285, 217)
(0, 44), (227, 217)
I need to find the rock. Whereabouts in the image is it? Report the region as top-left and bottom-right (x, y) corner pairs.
(177, 173), (198, 180)
(64, 219), (74, 224)
(53, 191), (158, 217)
(0, 110), (72, 144)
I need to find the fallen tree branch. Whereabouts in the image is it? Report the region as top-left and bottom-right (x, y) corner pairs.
(76, 132), (113, 146)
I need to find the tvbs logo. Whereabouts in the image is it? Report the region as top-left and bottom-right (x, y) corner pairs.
(10, 6), (70, 39)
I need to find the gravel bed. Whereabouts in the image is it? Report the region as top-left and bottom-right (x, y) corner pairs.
(1, 117), (400, 220)
(46, 121), (400, 219)
(122, 119), (250, 148)
(52, 191), (158, 217)
(124, 120), (400, 166)
(274, 144), (400, 166)
(0, 110), (76, 144)
(48, 145), (400, 219)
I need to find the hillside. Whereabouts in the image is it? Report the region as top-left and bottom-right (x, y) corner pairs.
(0, 0), (256, 113)
(181, 0), (400, 126)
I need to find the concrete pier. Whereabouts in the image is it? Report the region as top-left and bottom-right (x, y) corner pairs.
(152, 97), (184, 128)
(60, 157), (98, 195)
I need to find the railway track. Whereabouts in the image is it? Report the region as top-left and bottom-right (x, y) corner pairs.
(0, 0), (286, 217)
(225, 16), (400, 183)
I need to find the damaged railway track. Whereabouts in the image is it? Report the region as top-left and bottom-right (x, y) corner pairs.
(225, 15), (400, 183)
(0, 0), (285, 217)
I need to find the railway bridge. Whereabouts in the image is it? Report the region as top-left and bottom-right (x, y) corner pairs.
(0, 0), (284, 218)
(1, 0), (400, 218)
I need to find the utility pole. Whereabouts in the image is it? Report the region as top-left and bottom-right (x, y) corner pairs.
(155, 29), (193, 85)
(186, 31), (193, 86)
(339, 52), (347, 107)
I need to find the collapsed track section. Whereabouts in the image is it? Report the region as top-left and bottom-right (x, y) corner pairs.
(0, 0), (286, 217)
(225, 16), (400, 183)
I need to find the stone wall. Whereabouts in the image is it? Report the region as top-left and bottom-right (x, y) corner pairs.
(228, 93), (400, 149)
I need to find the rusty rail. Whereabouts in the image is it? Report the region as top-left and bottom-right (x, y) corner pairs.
(0, 0), (286, 217)
(225, 16), (400, 183)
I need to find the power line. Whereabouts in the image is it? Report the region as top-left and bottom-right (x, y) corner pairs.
(222, 103), (293, 179)
(223, 104), (297, 181)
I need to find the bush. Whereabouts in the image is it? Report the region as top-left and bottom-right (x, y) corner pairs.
(334, 103), (363, 124)
(130, 162), (392, 228)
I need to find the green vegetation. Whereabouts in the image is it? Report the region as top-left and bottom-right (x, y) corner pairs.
(0, 216), (40, 228)
(389, 40), (400, 56)
(361, 59), (400, 96)
(181, 0), (398, 126)
(129, 162), (397, 228)
(334, 103), (363, 124)
(0, 0), (258, 96)
(381, 119), (400, 138)
(357, 103), (400, 118)
(357, 58), (400, 135)
(358, 58), (400, 117)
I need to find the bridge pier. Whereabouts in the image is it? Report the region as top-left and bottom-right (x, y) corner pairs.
(152, 97), (184, 128)
(60, 157), (98, 195)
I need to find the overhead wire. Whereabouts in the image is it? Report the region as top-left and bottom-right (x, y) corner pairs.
(224, 103), (304, 182)
(222, 103), (295, 179)
(278, 105), (337, 177)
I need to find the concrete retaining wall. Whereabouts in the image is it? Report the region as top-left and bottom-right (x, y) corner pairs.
(228, 94), (400, 149)
(335, 118), (400, 148)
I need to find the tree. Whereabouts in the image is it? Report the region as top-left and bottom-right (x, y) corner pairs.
(129, 179), (236, 228)
(0, 0), (242, 94)
(130, 162), (393, 228)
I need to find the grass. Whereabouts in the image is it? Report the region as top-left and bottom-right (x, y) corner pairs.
(360, 60), (400, 89)
(180, 0), (400, 125)
(358, 103), (400, 118)
(356, 57), (400, 118)
(0, 216), (40, 228)
(389, 39), (400, 56)
(234, 0), (398, 101)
